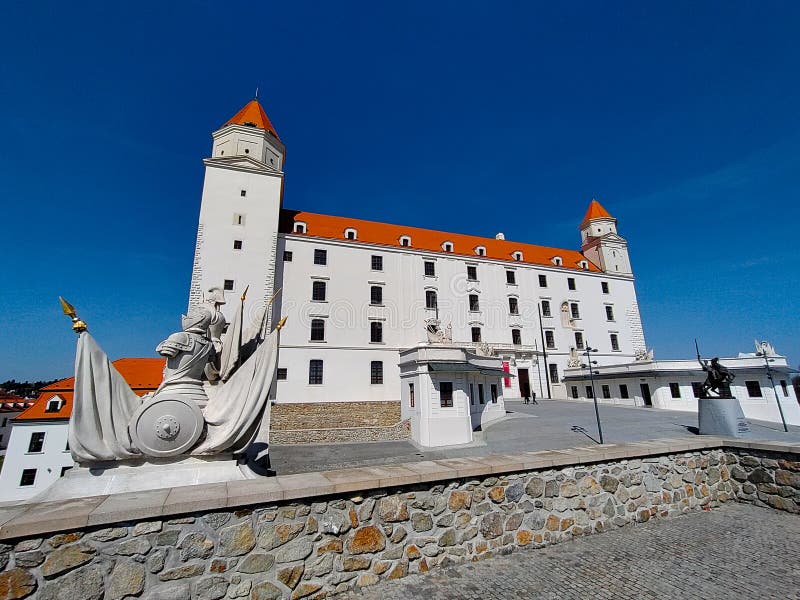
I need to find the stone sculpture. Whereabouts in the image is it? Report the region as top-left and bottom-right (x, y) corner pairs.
(425, 318), (452, 344)
(60, 291), (285, 464)
(566, 347), (582, 368)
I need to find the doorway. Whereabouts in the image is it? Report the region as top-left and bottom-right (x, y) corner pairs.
(640, 383), (652, 406)
(518, 368), (530, 400)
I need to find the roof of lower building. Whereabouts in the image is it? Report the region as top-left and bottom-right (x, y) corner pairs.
(224, 99), (281, 141)
(280, 209), (601, 272)
(15, 358), (165, 421)
(0, 392), (33, 413)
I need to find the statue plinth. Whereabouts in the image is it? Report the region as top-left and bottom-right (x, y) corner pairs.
(698, 397), (752, 438)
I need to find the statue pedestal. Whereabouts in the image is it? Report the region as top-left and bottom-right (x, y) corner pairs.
(33, 454), (259, 503)
(698, 397), (752, 438)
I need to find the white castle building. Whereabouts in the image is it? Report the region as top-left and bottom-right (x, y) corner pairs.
(187, 98), (648, 445)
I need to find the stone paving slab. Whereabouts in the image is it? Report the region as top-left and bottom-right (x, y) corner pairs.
(335, 503), (800, 600)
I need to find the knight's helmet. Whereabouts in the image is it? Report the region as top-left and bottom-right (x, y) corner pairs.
(204, 287), (226, 306)
(181, 306), (213, 334)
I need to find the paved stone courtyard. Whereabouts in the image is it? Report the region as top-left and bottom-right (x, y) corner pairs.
(271, 399), (800, 475)
(335, 503), (800, 599)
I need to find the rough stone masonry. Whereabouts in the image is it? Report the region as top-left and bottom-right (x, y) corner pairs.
(0, 446), (797, 600)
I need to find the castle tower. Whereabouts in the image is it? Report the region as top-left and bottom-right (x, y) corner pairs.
(188, 98), (286, 324)
(579, 199), (632, 275)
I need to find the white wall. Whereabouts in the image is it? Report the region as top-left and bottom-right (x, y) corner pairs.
(272, 233), (644, 404)
(0, 421), (73, 502)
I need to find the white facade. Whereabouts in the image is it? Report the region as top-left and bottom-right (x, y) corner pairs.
(186, 99), (649, 444)
(0, 418), (73, 502)
(562, 352), (800, 426)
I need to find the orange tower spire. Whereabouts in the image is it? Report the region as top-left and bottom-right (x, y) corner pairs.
(224, 99), (280, 140)
(580, 198), (614, 226)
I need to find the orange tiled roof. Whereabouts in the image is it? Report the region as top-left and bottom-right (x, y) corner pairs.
(15, 358), (165, 421)
(224, 99), (280, 140)
(280, 210), (600, 272)
(580, 199), (614, 225)
(0, 392), (32, 413)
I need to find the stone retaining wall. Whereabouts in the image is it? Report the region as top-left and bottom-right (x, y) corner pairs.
(0, 441), (797, 599)
(270, 420), (410, 445)
(270, 402), (406, 445)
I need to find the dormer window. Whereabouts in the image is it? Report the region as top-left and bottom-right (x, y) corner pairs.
(579, 260), (589, 270)
(551, 256), (562, 266)
(512, 251), (523, 261)
(474, 246), (486, 256)
(442, 241), (454, 253)
(294, 222), (307, 234)
(45, 397), (62, 413)
(399, 235), (411, 247)
(344, 228), (358, 240)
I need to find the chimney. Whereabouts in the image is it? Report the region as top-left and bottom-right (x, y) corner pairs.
(495, 232), (505, 240)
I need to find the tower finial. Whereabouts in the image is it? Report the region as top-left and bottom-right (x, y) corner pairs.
(254, 86), (259, 100)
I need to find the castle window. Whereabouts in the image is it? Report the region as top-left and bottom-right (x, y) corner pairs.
(424, 261), (436, 277)
(469, 294), (480, 312)
(224, 280), (234, 291)
(781, 380), (789, 396)
(601, 281), (609, 294)
(552, 256), (562, 266)
(571, 386), (579, 399)
(610, 333), (620, 351)
(277, 368), (287, 380)
(409, 383), (415, 407)
(605, 306), (614, 321)
(283, 251), (293, 262)
(45, 399), (61, 413)
(440, 382), (454, 407)
(345, 228), (357, 240)
(310, 319), (325, 341)
(513, 251), (523, 261)
(549, 364), (559, 383)
(294, 222), (306, 233)
(425, 290), (438, 310)
(467, 265), (478, 281)
(745, 381), (762, 398)
(545, 330), (555, 349)
(570, 303), (580, 319)
(442, 241), (454, 253)
(602, 385), (611, 399)
(28, 432), (45, 453)
(475, 246), (486, 256)
(314, 249), (327, 265)
(233, 213), (245, 226)
(506, 270), (516, 285)
(371, 321), (383, 343)
(567, 277), (576, 291)
(541, 300), (551, 317)
(471, 327), (482, 343)
(508, 297), (519, 315)
(478, 383), (485, 404)
(400, 235), (411, 247)
(240, 190), (247, 197)
(370, 286), (383, 306)
(538, 274), (547, 287)
(233, 240), (242, 250)
(490, 384), (498, 403)
(312, 281), (326, 301)
(370, 361), (384, 384)
(20, 469), (36, 486)
(580, 261), (589, 270)
(620, 384), (629, 399)
(586, 386), (594, 399)
(670, 383), (681, 398)
(575, 332), (584, 350)
(512, 328), (522, 345)
(371, 255), (383, 271)
(308, 360), (324, 385)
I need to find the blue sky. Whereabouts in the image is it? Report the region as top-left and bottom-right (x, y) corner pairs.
(1, 2), (798, 381)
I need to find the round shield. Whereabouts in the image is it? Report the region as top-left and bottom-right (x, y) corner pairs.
(129, 396), (205, 457)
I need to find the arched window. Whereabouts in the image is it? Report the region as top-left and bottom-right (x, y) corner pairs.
(294, 221), (307, 233)
(344, 228), (357, 240)
(442, 241), (454, 252)
(474, 246), (486, 256)
(513, 251), (523, 261)
(399, 235), (412, 247)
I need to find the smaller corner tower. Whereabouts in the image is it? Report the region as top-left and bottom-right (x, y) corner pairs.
(579, 199), (632, 275)
(188, 96), (286, 325)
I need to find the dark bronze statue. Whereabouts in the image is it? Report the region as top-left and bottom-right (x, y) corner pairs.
(695, 340), (735, 398)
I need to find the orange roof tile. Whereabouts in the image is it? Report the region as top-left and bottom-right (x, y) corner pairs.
(15, 358), (165, 421)
(0, 392), (32, 413)
(280, 210), (600, 272)
(580, 199), (614, 226)
(224, 99), (280, 140)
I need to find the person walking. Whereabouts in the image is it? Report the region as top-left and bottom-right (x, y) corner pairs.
(531, 390), (538, 405)
(523, 391), (530, 404)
